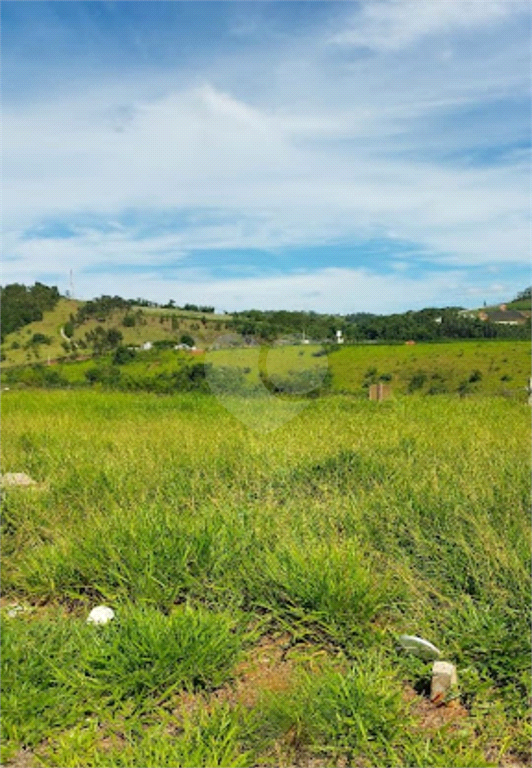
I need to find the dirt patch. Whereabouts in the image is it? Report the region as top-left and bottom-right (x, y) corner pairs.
(1, 749), (35, 768)
(97, 732), (127, 753)
(223, 633), (297, 707)
(170, 633), (300, 720)
(403, 684), (469, 731)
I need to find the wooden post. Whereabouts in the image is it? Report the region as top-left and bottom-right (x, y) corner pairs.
(369, 383), (391, 401)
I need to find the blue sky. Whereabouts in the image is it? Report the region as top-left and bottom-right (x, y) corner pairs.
(2, 0), (530, 313)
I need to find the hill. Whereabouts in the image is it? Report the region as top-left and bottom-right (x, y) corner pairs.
(1, 298), (233, 368)
(1, 283), (530, 370)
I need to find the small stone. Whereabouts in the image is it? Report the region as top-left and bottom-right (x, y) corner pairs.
(7, 605), (24, 618)
(1, 472), (36, 487)
(430, 660), (458, 704)
(87, 605), (115, 625)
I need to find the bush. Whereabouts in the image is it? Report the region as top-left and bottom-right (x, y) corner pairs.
(122, 313), (135, 327)
(469, 369), (482, 383)
(458, 380), (472, 397)
(43, 369), (68, 388)
(85, 366), (121, 385)
(113, 346), (136, 365)
(408, 371), (427, 392)
(63, 321), (75, 338)
(180, 334), (195, 347)
(207, 366), (249, 395)
(106, 328), (123, 348)
(427, 382), (448, 395)
(31, 333), (51, 345)
(152, 339), (175, 350)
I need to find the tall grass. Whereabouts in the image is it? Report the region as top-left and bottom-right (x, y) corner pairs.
(1, 389), (530, 766)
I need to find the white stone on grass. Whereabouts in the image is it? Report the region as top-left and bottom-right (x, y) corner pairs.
(430, 660), (458, 703)
(87, 605), (115, 625)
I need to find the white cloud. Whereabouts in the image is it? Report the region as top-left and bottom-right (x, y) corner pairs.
(330, 0), (528, 51)
(3, 77), (528, 268)
(2, 1), (530, 311)
(46, 267), (521, 315)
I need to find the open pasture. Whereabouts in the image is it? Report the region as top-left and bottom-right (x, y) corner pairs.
(1, 389), (530, 767)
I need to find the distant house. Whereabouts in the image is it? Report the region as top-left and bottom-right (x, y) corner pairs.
(142, 341), (153, 350)
(479, 309), (527, 326)
(405, 340), (416, 345)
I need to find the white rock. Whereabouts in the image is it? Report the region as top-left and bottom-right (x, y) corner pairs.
(7, 605), (24, 618)
(87, 605), (115, 625)
(430, 660), (458, 703)
(1, 472), (36, 487)
(398, 634), (441, 660)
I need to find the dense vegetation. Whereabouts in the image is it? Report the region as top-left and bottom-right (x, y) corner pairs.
(0, 283), (60, 341)
(230, 306), (529, 342)
(1, 390), (530, 767)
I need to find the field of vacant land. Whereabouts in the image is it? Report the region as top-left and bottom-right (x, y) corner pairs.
(1, 388), (530, 767)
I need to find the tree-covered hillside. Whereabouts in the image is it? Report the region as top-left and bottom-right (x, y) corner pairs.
(0, 283), (61, 341)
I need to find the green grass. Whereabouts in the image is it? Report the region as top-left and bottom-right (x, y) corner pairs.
(3, 339), (530, 403)
(1, 389), (530, 766)
(2, 603), (243, 751)
(328, 339), (531, 397)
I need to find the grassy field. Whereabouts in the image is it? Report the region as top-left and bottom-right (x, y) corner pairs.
(328, 339), (531, 398)
(4, 338), (528, 403)
(1, 388), (530, 767)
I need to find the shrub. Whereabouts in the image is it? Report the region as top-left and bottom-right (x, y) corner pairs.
(427, 382), (448, 395)
(458, 380), (472, 397)
(31, 333), (51, 345)
(469, 369), (482, 383)
(152, 339), (175, 350)
(85, 366), (121, 385)
(113, 346), (136, 365)
(106, 328), (123, 348)
(63, 321), (75, 338)
(408, 371), (427, 392)
(122, 313), (136, 327)
(180, 334), (195, 347)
